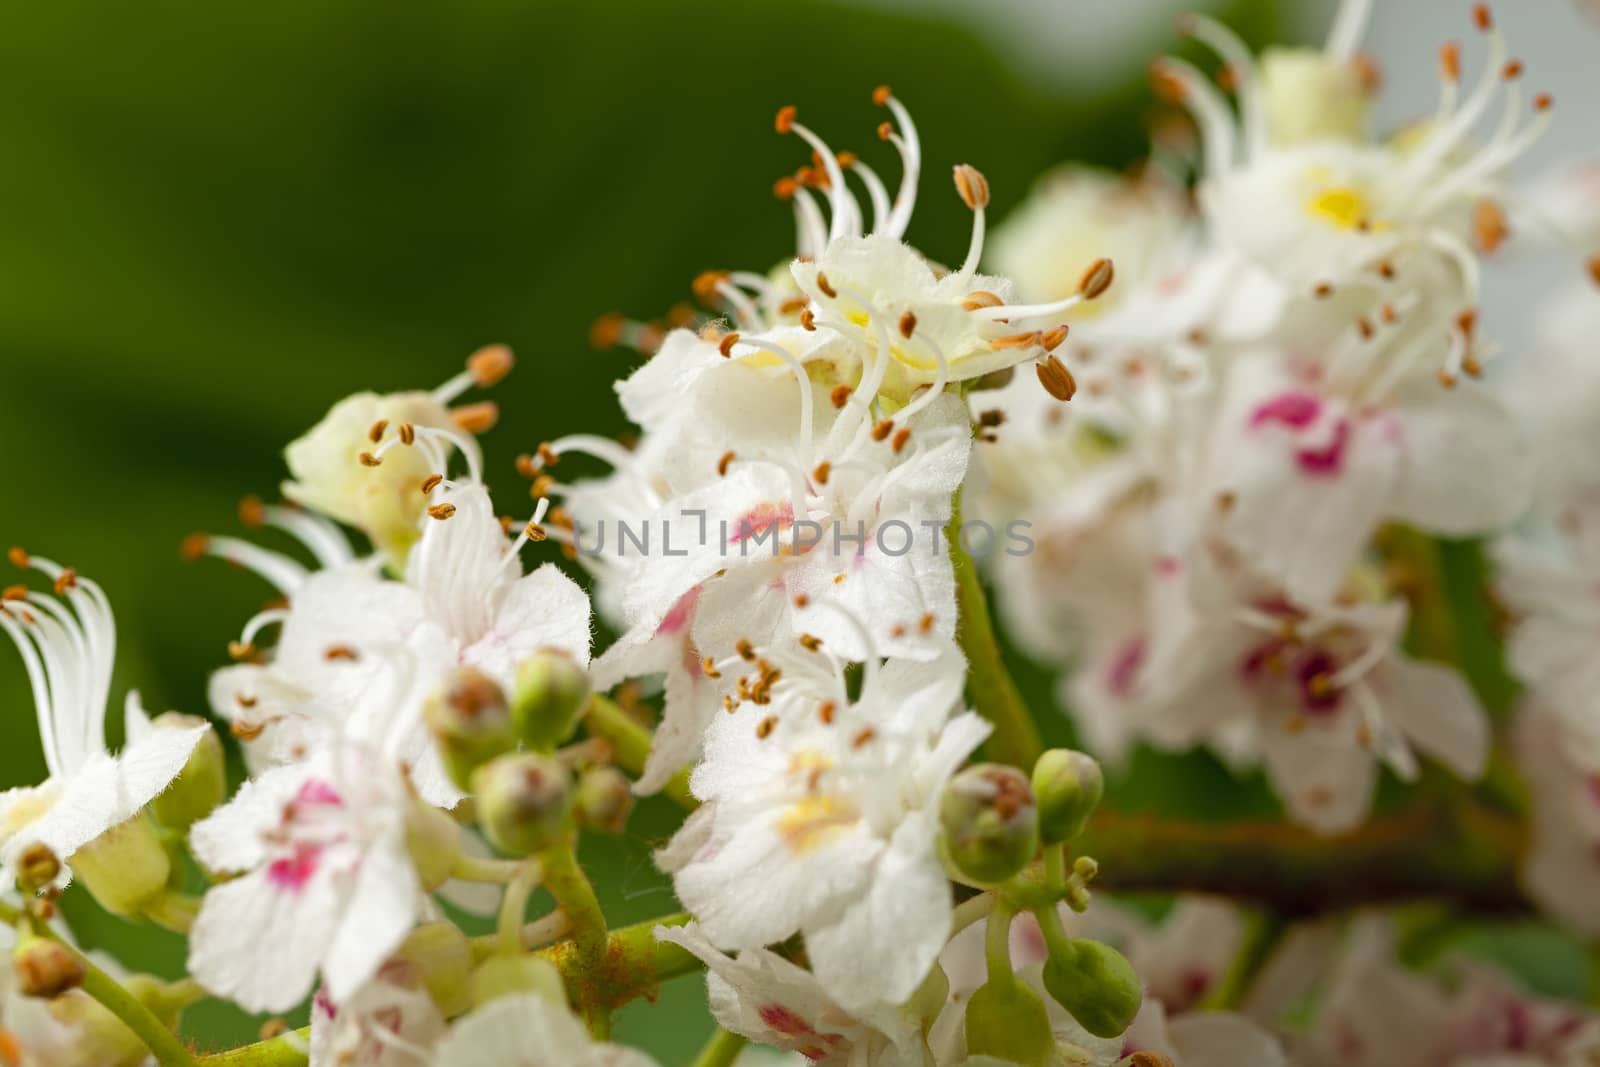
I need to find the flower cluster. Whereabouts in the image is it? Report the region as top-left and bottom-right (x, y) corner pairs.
(3, 1), (1600, 1065)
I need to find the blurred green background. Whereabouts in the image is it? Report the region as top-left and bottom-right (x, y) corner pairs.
(0, 0), (1455, 1058)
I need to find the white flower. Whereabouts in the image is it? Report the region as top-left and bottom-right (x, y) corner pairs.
(1513, 704), (1600, 937)
(659, 624), (987, 1011)
(308, 972), (445, 1067)
(1298, 918), (1600, 1066)
(1176, 7), (1550, 301)
(1140, 560), (1488, 834)
(574, 352), (970, 792)
(1202, 335), (1526, 604)
(431, 993), (659, 1067)
(187, 744), (423, 1013)
(655, 922), (927, 1066)
(205, 481), (591, 807)
(0, 552), (206, 884)
(282, 345), (512, 567)
(696, 91), (1112, 405)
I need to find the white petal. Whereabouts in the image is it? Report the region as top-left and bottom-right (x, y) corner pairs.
(320, 835), (421, 1004)
(190, 762), (315, 873)
(467, 564), (594, 683)
(1370, 657), (1489, 780)
(804, 813), (951, 1010)
(1166, 1013), (1287, 1067)
(1388, 381), (1530, 535)
(189, 864), (343, 1013)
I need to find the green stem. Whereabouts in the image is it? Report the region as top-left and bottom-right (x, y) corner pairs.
(536, 911), (701, 1015)
(498, 860), (544, 957)
(195, 1027), (310, 1066)
(583, 693), (696, 809)
(984, 903), (1016, 988)
(76, 952), (198, 1066)
(540, 842), (610, 1031)
(947, 492), (1042, 769)
(451, 853), (524, 884)
(950, 892), (998, 938)
(1044, 844), (1067, 895)
(689, 1028), (749, 1067)
(1199, 908), (1285, 1011)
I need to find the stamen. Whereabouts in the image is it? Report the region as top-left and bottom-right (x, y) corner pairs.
(433, 344), (515, 404)
(830, 385), (851, 409)
(1472, 198), (1509, 253)
(1326, 0), (1375, 61)
(427, 503), (457, 520)
(1036, 355), (1078, 402)
(421, 473), (443, 494)
(891, 427), (912, 453)
(717, 451), (736, 477)
(451, 401), (499, 435)
(367, 419), (388, 444)
(874, 87), (922, 240)
(1181, 13), (1268, 160)
(952, 164), (989, 278)
(185, 534), (310, 597)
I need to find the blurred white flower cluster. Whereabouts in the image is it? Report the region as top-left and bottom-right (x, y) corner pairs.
(3, 1), (1599, 1065)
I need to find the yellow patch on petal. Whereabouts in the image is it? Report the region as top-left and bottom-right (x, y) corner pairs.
(776, 793), (858, 855)
(1305, 186), (1372, 231)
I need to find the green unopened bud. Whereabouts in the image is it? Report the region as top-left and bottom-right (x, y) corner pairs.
(394, 922), (474, 1018)
(70, 815), (171, 918)
(123, 975), (184, 1031)
(1041, 937), (1142, 1039)
(574, 765), (634, 834)
(46, 992), (149, 1067)
(964, 977), (1055, 1067)
(425, 667), (517, 791)
(149, 714), (226, 830)
(469, 953), (567, 1009)
(1032, 749), (1103, 844)
(16, 842), (62, 894)
(472, 752), (573, 856)
(510, 648), (591, 752)
(13, 935), (84, 998)
(406, 801), (463, 892)
(940, 764), (1039, 886)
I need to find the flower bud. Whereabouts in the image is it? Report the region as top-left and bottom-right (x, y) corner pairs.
(1260, 47), (1370, 145)
(123, 975), (184, 1030)
(13, 935), (84, 998)
(963, 977), (1055, 1067)
(469, 954), (567, 1009)
(149, 714), (226, 830)
(940, 764), (1039, 885)
(573, 765), (634, 835)
(46, 991), (150, 1067)
(510, 649), (591, 752)
(1041, 937), (1142, 1040)
(472, 752), (573, 857)
(69, 815), (172, 918)
(1031, 749), (1104, 844)
(394, 922), (474, 1018)
(424, 667), (517, 791)
(16, 842), (62, 894)
(406, 800), (463, 892)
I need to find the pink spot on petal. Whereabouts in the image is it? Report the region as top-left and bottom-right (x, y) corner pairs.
(1106, 637), (1147, 700)
(267, 842), (323, 891)
(1294, 417), (1350, 478)
(1154, 555), (1181, 577)
(728, 501), (794, 544)
(759, 1004), (815, 1038)
(657, 586), (701, 637)
(294, 780), (344, 809)
(1250, 390), (1322, 430)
